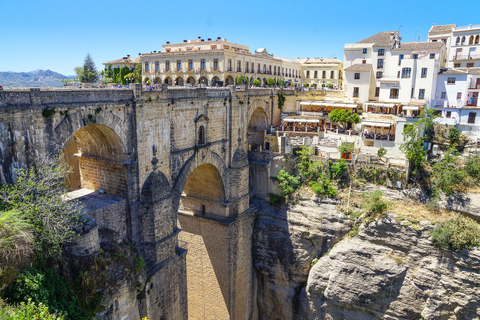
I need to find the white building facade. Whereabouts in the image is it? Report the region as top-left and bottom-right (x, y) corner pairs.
(434, 68), (480, 139)
(139, 37), (301, 87)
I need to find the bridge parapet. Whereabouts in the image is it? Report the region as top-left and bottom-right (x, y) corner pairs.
(0, 88), (135, 108)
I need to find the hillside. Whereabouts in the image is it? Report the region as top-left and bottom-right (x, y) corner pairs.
(0, 69), (75, 88)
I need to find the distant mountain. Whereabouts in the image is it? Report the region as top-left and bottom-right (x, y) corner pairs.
(0, 70), (75, 88)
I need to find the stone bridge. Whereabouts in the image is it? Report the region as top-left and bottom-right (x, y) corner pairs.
(0, 85), (288, 319)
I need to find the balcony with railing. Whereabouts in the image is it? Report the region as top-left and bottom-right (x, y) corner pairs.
(454, 54), (480, 61)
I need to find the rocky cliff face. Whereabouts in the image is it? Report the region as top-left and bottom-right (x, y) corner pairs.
(254, 196), (480, 320)
(304, 215), (480, 320)
(253, 197), (351, 319)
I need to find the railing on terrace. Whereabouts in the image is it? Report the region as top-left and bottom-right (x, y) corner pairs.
(454, 54), (480, 60)
(362, 112), (397, 120)
(455, 24), (480, 31)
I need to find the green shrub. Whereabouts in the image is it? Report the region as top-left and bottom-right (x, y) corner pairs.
(338, 142), (354, 154)
(0, 210), (34, 291)
(133, 254), (146, 271)
(277, 170), (301, 197)
(252, 79), (260, 86)
(361, 190), (390, 217)
(5, 266), (91, 320)
(466, 155), (480, 182)
(0, 298), (65, 320)
(377, 147), (387, 158)
(309, 174), (337, 198)
(330, 159), (347, 180)
(431, 147), (467, 196)
(268, 193), (283, 207)
(448, 127), (461, 144)
(431, 214), (480, 251)
(348, 225), (360, 238)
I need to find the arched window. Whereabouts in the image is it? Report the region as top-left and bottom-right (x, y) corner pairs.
(456, 37), (461, 45)
(462, 36), (466, 45)
(476, 35), (479, 44)
(469, 35), (474, 44)
(198, 125), (205, 145)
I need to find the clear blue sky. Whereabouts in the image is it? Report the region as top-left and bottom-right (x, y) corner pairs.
(1, 0), (478, 76)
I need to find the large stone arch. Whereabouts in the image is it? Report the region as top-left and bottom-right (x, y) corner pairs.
(53, 108), (128, 156)
(199, 76), (208, 86)
(211, 76), (220, 86)
(172, 148), (228, 213)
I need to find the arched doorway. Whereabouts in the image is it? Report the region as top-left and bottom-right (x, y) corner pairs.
(177, 163), (230, 319)
(175, 77), (184, 86)
(164, 77), (172, 85)
(211, 76), (220, 86)
(247, 107), (268, 151)
(186, 76), (195, 86)
(199, 76), (208, 86)
(262, 78), (267, 87)
(225, 75), (234, 86)
(154, 77), (161, 84)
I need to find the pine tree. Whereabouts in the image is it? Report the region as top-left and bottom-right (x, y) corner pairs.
(82, 53), (98, 83)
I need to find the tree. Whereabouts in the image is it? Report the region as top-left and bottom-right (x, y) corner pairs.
(0, 157), (82, 259)
(277, 79), (285, 87)
(448, 127), (461, 144)
(267, 78), (275, 86)
(328, 109), (360, 129)
(236, 74), (248, 85)
(378, 147), (387, 159)
(82, 54), (98, 83)
(252, 79), (260, 87)
(73, 67), (84, 83)
(135, 58), (142, 83)
(400, 123), (425, 174)
(326, 83), (334, 89)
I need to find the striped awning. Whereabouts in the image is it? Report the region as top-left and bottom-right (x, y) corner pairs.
(361, 121), (392, 128)
(283, 117), (320, 123)
(403, 105), (420, 111)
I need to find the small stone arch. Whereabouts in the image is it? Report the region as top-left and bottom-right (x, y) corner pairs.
(225, 75), (235, 86)
(175, 76), (184, 86)
(199, 76), (208, 86)
(154, 77), (161, 84)
(247, 107), (269, 150)
(462, 36), (466, 45)
(186, 76), (196, 85)
(456, 36), (461, 45)
(476, 35), (479, 44)
(470, 35), (474, 45)
(164, 77), (172, 85)
(211, 76), (220, 86)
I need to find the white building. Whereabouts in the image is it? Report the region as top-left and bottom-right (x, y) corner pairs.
(139, 37), (301, 87)
(434, 68), (480, 139)
(343, 31), (446, 152)
(448, 24), (480, 68)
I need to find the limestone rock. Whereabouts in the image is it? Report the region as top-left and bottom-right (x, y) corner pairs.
(253, 197), (351, 319)
(305, 217), (480, 320)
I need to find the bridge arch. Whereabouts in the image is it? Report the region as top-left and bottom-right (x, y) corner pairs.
(186, 76), (195, 85)
(174, 149), (231, 319)
(247, 106), (269, 151)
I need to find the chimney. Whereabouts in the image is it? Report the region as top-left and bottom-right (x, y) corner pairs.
(153, 51), (156, 53)
(166, 41), (170, 44)
(201, 39), (204, 42)
(183, 40), (187, 43)
(208, 38), (212, 41)
(390, 32), (395, 40)
(138, 53), (141, 56)
(217, 37), (221, 40)
(127, 54), (130, 58)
